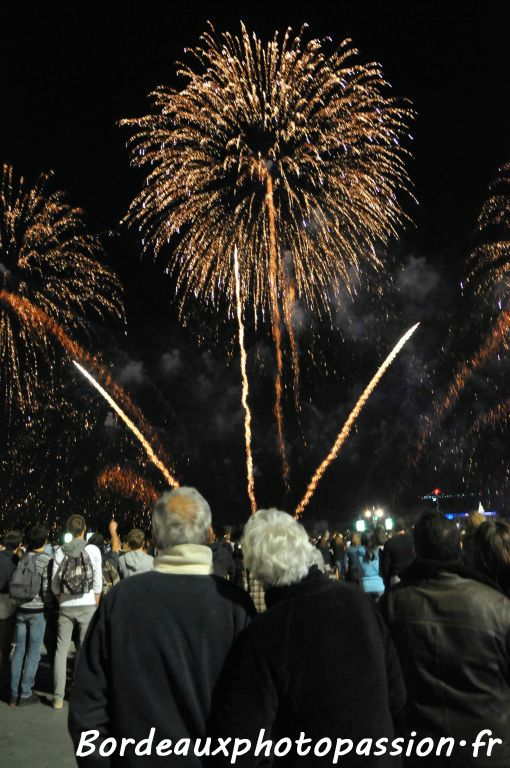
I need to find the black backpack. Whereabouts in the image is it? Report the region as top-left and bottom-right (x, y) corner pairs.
(9, 554), (42, 604)
(101, 558), (120, 597)
(60, 547), (94, 595)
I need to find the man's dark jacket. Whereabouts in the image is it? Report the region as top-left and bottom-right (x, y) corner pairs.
(210, 541), (235, 580)
(0, 549), (18, 593)
(69, 571), (255, 767)
(207, 568), (406, 767)
(380, 534), (414, 587)
(381, 558), (510, 768)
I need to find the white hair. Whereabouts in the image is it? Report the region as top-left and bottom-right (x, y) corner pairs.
(152, 487), (211, 552)
(242, 508), (315, 587)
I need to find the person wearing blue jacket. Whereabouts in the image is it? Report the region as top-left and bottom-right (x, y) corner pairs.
(358, 531), (385, 599)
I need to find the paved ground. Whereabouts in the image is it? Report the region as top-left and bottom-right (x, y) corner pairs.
(0, 651), (76, 768)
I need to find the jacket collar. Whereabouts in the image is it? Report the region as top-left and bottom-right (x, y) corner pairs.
(400, 557), (501, 592)
(154, 543), (213, 575)
(265, 566), (330, 609)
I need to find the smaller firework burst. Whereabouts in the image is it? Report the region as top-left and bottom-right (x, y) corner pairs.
(0, 163), (124, 412)
(97, 465), (160, 510)
(468, 162), (510, 303)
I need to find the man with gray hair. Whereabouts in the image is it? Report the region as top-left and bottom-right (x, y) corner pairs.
(208, 509), (406, 767)
(69, 487), (255, 767)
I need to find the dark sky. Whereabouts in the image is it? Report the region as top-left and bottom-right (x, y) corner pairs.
(1, 1), (510, 529)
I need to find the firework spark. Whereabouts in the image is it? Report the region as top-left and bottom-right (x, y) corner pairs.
(97, 465), (160, 508)
(121, 23), (413, 481)
(73, 360), (178, 488)
(470, 398), (510, 438)
(0, 163), (123, 411)
(0, 290), (176, 483)
(295, 322), (419, 518)
(233, 248), (256, 513)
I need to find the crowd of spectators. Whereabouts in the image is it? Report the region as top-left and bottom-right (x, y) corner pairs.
(1, 497), (509, 767)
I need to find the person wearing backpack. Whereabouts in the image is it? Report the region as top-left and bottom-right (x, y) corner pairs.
(9, 526), (53, 707)
(0, 530), (23, 701)
(51, 514), (102, 710)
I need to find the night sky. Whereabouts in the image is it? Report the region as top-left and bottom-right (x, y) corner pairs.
(1, 1), (510, 531)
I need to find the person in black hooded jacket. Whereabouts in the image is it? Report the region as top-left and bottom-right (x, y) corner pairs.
(207, 509), (406, 768)
(381, 512), (510, 768)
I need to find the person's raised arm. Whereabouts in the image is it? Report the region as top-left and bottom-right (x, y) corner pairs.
(108, 520), (121, 554)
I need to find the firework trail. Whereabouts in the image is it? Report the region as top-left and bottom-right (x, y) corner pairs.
(0, 291), (177, 485)
(97, 465), (160, 508)
(233, 249), (257, 513)
(282, 273), (300, 412)
(73, 361), (178, 488)
(262, 164), (290, 488)
(0, 163), (123, 412)
(415, 307), (510, 460)
(122, 23), (413, 484)
(295, 323), (419, 518)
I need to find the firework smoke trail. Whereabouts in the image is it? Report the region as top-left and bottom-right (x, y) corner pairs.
(233, 249), (257, 513)
(415, 307), (510, 461)
(283, 268), (300, 411)
(73, 361), (178, 488)
(97, 465), (160, 508)
(0, 290), (177, 484)
(295, 323), (420, 519)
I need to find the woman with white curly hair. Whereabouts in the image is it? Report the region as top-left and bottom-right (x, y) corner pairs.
(208, 509), (406, 767)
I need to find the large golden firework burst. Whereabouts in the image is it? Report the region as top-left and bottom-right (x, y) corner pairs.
(121, 23), (413, 485)
(0, 163), (124, 411)
(468, 161), (510, 302)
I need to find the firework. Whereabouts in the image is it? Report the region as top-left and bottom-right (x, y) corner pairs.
(233, 248), (256, 513)
(415, 306), (510, 459)
(0, 163), (123, 411)
(414, 163), (510, 463)
(295, 322), (419, 518)
(467, 162), (510, 301)
(97, 465), (160, 509)
(0, 290), (176, 483)
(121, 23), (413, 481)
(73, 360), (178, 489)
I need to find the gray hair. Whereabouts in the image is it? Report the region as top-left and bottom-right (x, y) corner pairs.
(242, 508), (315, 587)
(152, 487), (211, 552)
